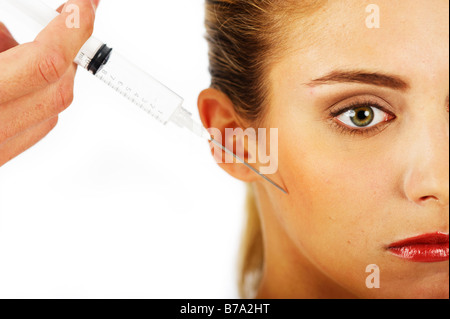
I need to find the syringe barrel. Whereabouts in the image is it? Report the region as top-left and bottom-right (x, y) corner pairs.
(94, 50), (184, 124)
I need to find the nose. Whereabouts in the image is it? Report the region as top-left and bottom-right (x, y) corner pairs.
(403, 107), (449, 207)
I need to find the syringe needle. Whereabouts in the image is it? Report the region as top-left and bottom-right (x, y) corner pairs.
(209, 138), (289, 195)
(170, 106), (288, 195)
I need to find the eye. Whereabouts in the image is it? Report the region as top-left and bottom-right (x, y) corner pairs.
(334, 103), (392, 129)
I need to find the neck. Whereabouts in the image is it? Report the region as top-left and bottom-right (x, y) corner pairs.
(252, 182), (357, 299)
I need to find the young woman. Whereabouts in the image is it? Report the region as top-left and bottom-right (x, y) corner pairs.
(198, 0), (449, 299)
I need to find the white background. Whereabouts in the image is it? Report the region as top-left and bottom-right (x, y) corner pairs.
(0, 0), (245, 298)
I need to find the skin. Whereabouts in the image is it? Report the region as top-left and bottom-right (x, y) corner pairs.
(199, 0), (449, 298)
(0, 0), (100, 167)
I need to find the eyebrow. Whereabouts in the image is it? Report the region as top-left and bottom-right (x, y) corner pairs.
(306, 70), (410, 91)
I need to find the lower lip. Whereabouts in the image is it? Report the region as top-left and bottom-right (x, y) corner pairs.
(389, 244), (449, 262)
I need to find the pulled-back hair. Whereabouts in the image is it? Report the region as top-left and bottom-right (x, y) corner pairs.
(204, 0), (325, 298)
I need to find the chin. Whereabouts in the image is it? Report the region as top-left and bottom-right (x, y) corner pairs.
(364, 276), (449, 299)
(403, 281), (449, 299)
(421, 285), (449, 299)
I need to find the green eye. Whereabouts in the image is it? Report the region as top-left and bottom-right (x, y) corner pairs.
(331, 100), (396, 137)
(349, 106), (375, 127)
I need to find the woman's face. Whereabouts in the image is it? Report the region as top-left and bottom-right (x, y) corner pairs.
(263, 0), (449, 298)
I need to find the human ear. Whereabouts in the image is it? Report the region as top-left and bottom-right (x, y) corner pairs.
(197, 88), (260, 183)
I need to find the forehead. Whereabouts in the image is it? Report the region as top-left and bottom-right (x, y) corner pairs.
(277, 0), (449, 82)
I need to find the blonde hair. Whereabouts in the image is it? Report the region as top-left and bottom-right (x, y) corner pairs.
(238, 184), (263, 299)
(204, 0), (325, 298)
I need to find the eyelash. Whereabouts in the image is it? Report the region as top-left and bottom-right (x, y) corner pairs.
(328, 100), (396, 137)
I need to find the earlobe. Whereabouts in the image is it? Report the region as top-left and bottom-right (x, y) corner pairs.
(197, 88), (260, 183)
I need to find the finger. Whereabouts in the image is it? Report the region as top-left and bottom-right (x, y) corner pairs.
(0, 66), (76, 145)
(0, 116), (58, 167)
(0, 0), (97, 104)
(0, 22), (19, 52)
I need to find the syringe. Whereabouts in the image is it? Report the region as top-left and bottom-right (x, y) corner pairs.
(5, 0), (288, 194)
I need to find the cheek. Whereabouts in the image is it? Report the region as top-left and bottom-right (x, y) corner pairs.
(276, 115), (399, 235)
(279, 135), (390, 225)
(275, 127), (400, 276)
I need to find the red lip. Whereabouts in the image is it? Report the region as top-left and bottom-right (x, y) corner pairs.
(388, 232), (449, 263)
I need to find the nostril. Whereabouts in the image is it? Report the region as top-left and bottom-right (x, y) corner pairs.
(420, 195), (439, 202)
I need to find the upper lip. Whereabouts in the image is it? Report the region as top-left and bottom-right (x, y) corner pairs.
(388, 232), (449, 248)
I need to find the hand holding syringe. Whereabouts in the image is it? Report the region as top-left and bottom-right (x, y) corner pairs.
(3, 0), (287, 194)
(0, 0), (100, 167)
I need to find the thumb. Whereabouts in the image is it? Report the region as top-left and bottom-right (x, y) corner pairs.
(58, 0), (100, 12)
(35, 0), (97, 67)
(0, 0), (98, 104)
